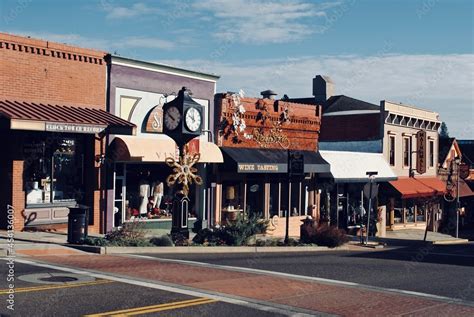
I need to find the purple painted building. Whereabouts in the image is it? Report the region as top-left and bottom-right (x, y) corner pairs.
(105, 55), (223, 233)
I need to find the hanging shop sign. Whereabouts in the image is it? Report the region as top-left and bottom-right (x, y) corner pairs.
(45, 122), (106, 134)
(237, 163), (285, 173)
(416, 130), (427, 174)
(252, 127), (290, 149)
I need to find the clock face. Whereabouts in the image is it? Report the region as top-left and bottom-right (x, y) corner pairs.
(185, 107), (202, 132)
(164, 106), (181, 131)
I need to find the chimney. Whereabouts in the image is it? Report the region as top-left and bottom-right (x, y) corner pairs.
(312, 75), (334, 103)
(260, 89), (277, 99)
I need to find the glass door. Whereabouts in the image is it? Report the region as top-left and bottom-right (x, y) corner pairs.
(114, 164), (127, 227)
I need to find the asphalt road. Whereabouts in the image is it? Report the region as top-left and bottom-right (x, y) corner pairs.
(143, 243), (474, 302)
(0, 262), (285, 317)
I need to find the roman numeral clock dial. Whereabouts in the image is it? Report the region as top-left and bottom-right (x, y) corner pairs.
(185, 107), (202, 132)
(164, 106), (181, 130)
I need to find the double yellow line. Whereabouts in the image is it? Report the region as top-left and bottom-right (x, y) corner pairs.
(85, 297), (218, 316)
(0, 280), (113, 294)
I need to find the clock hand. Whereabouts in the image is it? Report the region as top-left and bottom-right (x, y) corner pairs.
(168, 113), (176, 121)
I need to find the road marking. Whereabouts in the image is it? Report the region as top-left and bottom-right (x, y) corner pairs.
(85, 298), (217, 316)
(7, 258), (319, 317)
(125, 254), (474, 306)
(0, 280), (113, 294)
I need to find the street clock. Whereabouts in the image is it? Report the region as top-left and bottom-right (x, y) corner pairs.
(162, 86), (203, 146)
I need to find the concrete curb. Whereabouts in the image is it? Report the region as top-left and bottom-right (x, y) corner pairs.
(102, 245), (349, 254)
(431, 239), (469, 245)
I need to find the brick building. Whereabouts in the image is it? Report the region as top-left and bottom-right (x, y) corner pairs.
(0, 33), (134, 233)
(290, 75), (446, 234)
(213, 91), (330, 237)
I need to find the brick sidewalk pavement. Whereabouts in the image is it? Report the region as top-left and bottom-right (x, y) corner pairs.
(33, 254), (474, 317)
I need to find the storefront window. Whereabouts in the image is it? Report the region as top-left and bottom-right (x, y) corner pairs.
(417, 204), (426, 222)
(122, 164), (174, 221)
(246, 180), (264, 217)
(393, 208), (403, 223)
(280, 182), (289, 217)
(269, 182), (279, 217)
(290, 182), (301, 216)
(222, 181), (244, 221)
(24, 135), (84, 206)
(406, 200), (415, 223)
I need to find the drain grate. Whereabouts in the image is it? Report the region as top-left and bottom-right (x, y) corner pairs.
(39, 276), (79, 283)
(19, 273), (96, 285)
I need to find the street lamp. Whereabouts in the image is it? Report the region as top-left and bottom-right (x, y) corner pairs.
(365, 171), (378, 245)
(454, 156), (461, 238)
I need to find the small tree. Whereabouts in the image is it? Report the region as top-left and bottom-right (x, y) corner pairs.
(440, 122), (449, 138)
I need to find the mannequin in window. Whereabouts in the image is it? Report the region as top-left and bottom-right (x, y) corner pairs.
(152, 181), (164, 210)
(138, 172), (150, 216)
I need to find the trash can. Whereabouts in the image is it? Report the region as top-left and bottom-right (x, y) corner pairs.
(67, 205), (89, 244)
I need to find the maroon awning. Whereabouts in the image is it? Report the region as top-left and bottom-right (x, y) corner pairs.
(0, 100), (136, 135)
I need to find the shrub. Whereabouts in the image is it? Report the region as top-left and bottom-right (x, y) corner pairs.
(83, 236), (108, 246)
(193, 213), (269, 246)
(220, 213), (269, 246)
(150, 235), (174, 247)
(311, 225), (349, 248)
(104, 221), (152, 246)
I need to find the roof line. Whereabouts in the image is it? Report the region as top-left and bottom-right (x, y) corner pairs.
(110, 55), (220, 81)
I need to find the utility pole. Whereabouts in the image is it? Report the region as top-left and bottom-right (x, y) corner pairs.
(365, 171), (378, 245)
(455, 157), (461, 238)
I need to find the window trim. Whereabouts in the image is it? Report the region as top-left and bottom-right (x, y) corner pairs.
(403, 136), (411, 168)
(389, 135), (396, 166)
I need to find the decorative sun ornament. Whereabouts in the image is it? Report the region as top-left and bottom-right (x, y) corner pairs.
(165, 151), (203, 197)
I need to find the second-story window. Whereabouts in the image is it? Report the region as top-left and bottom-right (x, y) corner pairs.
(403, 137), (411, 167)
(429, 140), (434, 167)
(389, 136), (395, 166)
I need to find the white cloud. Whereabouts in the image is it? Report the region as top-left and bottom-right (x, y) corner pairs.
(193, 0), (341, 43)
(101, 2), (162, 19)
(156, 54), (474, 138)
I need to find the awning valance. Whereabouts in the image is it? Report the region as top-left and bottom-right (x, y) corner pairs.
(0, 100), (136, 135)
(319, 150), (397, 183)
(221, 147), (329, 174)
(389, 177), (446, 198)
(459, 179), (474, 198)
(109, 136), (223, 163)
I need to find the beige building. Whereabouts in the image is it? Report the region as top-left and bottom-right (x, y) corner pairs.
(380, 101), (446, 231)
(382, 100), (440, 177)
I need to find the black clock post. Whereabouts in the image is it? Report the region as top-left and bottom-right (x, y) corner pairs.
(162, 87), (204, 241)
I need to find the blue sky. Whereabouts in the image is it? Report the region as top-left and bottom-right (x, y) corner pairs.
(1, 0), (473, 138)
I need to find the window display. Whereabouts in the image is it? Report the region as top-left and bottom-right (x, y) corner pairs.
(118, 164), (185, 222)
(221, 181), (244, 221)
(24, 135), (84, 206)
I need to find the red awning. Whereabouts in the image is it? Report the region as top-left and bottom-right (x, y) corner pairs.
(0, 100), (136, 135)
(459, 179), (474, 198)
(389, 177), (446, 199)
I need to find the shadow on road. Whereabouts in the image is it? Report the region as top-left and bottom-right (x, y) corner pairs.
(348, 242), (474, 268)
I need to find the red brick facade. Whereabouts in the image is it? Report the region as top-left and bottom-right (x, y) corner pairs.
(215, 93), (322, 151)
(0, 33), (107, 233)
(0, 32), (106, 108)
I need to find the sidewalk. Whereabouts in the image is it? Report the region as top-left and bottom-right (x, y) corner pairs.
(383, 229), (469, 245)
(29, 253), (474, 316)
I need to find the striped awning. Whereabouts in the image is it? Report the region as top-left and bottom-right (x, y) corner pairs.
(0, 100), (136, 135)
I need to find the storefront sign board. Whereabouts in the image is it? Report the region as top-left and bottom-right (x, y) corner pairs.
(416, 130), (427, 174)
(45, 122), (106, 134)
(145, 106), (163, 133)
(237, 163), (285, 173)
